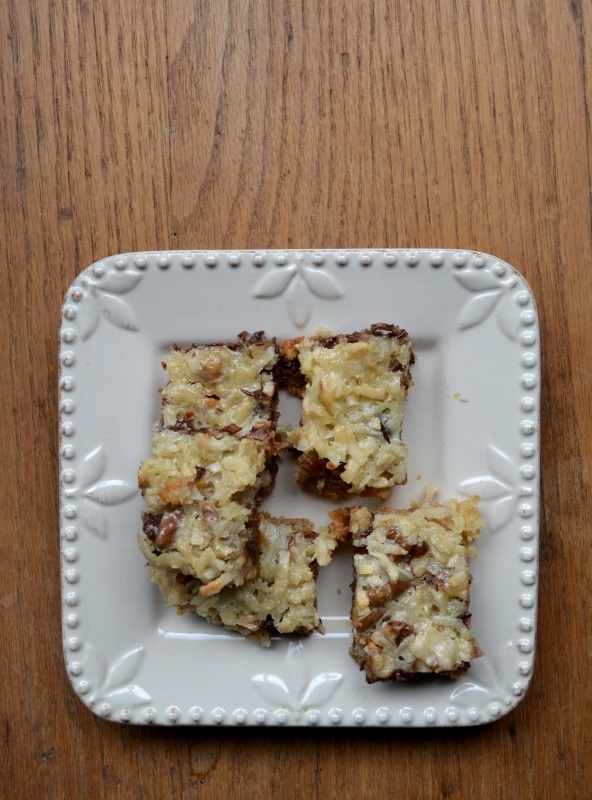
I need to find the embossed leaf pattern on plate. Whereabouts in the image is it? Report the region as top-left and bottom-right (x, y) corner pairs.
(85, 645), (151, 707)
(63, 445), (137, 538)
(458, 444), (531, 532)
(286, 277), (312, 327)
(75, 266), (143, 338)
(455, 268), (521, 339)
(60, 249), (538, 726)
(252, 641), (343, 718)
(253, 262), (343, 328)
(449, 657), (508, 710)
(251, 265), (296, 297)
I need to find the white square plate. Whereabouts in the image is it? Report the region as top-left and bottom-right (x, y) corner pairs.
(59, 249), (540, 727)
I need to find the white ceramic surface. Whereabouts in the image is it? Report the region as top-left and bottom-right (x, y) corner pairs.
(59, 249), (540, 727)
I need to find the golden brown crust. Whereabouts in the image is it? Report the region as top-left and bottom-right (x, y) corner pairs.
(172, 330), (275, 352)
(326, 507), (353, 542)
(279, 323), (415, 386)
(344, 495), (483, 683)
(294, 452), (396, 500)
(148, 513), (347, 644)
(279, 325), (414, 498)
(275, 337), (306, 397)
(138, 333), (281, 596)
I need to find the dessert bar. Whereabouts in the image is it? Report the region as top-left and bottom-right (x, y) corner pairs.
(329, 493), (483, 682)
(279, 324), (414, 499)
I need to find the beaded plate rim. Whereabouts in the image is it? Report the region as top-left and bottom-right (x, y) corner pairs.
(59, 249), (540, 727)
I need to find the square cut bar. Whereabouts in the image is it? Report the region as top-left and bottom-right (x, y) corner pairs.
(279, 324), (414, 500)
(138, 332), (282, 597)
(329, 493), (483, 682)
(138, 428), (276, 514)
(139, 504), (259, 596)
(146, 513), (347, 646)
(161, 331), (279, 436)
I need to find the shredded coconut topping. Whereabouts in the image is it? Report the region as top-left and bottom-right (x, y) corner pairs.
(345, 493), (483, 682)
(287, 328), (413, 494)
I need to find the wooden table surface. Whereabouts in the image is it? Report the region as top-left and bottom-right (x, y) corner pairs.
(2, 1), (591, 798)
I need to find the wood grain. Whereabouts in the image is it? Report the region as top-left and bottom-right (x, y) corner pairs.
(2, 1), (591, 798)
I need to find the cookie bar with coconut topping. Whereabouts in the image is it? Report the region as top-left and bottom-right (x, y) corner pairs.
(146, 512), (348, 646)
(329, 493), (483, 682)
(139, 502), (260, 596)
(138, 332), (282, 596)
(161, 331), (279, 436)
(279, 324), (414, 500)
(139, 428), (277, 515)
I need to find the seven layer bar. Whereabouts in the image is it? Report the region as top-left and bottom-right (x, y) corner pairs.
(150, 512), (346, 646)
(328, 493), (483, 682)
(279, 324), (414, 500)
(138, 332), (281, 596)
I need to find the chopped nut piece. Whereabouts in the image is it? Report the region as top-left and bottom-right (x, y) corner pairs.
(328, 493), (483, 682)
(161, 332), (278, 436)
(279, 324), (414, 499)
(138, 333), (281, 594)
(154, 508), (184, 549)
(148, 513), (348, 645)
